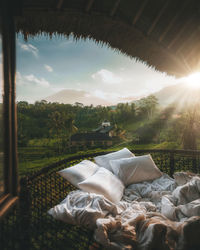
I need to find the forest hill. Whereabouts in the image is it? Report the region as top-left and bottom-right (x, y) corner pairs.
(17, 95), (200, 151)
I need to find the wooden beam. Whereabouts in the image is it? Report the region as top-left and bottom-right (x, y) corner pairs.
(10, 10), (19, 196)
(110, 0), (121, 17)
(147, 0), (170, 36)
(85, 0), (94, 13)
(159, 0), (189, 43)
(168, 18), (193, 49)
(0, 0), (19, 219)
(2, 1), (13, 195)
(56, 0), (64, 10)
(132, 0), (149, 25)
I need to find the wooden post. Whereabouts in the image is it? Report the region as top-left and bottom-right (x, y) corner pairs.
(10, 6), (19, 197)
(2, 0), (13, 195)
(0, 0), (19, 218)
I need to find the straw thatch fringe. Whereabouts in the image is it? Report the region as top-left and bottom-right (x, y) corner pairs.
(15, 10), (190, 77)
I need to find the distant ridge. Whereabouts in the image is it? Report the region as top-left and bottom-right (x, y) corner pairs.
(45, 83), (200, 107)
(154, 83), (200, 107)
(45, 89), (113, 106)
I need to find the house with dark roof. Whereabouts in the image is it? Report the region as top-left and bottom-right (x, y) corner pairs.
(93, 120), (114, 136)
(71, 121), (114, 147)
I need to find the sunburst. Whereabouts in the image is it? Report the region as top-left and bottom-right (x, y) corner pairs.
(182, 72), (200, 89)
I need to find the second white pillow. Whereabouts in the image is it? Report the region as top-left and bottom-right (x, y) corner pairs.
(78, 167), (125, 204)
(110, 154), (163, 186)
(94, 147), (134, 172)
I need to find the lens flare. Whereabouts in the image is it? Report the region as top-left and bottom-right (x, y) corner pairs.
(182, 72), (200, 89)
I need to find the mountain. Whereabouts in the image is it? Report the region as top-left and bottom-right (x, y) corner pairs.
(45, 89), (113, 106)
(45, 83), (200, 107)
(154, 83), (200, 107)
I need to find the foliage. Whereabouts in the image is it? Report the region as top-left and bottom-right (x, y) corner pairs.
(17, 95), (159, 145)
(16, 95), (200, 174)
(136, 105), (176, 143)
(136, 95), (158, 119)
(181, 105), (200, 150)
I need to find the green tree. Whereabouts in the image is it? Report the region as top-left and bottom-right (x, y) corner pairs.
(182, 105), (200, 150)
(137, 95), (158, 119)
(48, 111), (64, 152)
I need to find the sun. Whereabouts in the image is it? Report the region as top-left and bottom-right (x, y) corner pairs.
(182, 72), (200, 89)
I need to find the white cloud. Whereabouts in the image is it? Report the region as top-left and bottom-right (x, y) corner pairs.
(92, 69), (122, 84)
(44, 64), (53, 72)
(16, 71), (26, 86)
(18, 42), (39, 57)
(16, 72), (50, 88)
(25, 74), (50, 87)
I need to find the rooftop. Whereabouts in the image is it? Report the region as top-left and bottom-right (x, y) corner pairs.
(3, 0), (200, 77)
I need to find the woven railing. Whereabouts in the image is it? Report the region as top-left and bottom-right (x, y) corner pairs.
(1, 149), (200, 249)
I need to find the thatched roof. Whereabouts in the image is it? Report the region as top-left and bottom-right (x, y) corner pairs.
(3, 0), (200, 77)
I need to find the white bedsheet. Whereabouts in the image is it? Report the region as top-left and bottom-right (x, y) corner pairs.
(48, 173), (200, 249)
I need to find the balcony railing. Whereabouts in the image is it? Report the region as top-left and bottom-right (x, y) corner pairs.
(1, 149), (200, 249)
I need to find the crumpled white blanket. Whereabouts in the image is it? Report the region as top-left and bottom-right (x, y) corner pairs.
(161, 176), (200, 221)
(48, 172), (200, 249)
(48, 190), (121, 229)
(123, 173), (176, 211)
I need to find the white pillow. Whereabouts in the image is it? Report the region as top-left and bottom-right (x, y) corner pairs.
(58, 160), (99, 188)
(94, 148), (134, 172)
(78, 167), (125, 204)
(110, 154), (163, 186)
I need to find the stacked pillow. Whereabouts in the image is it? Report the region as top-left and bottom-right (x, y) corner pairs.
(58, 160), (99, 188)
(110, 154), (163, 186)
(58, 158), (126, 204)
(94, 147), (134, 172)
(58, 148), (162, 203)
(78, 167), (124, 204)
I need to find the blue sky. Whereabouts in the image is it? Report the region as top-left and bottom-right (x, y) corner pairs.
(0, 34), (183, 104)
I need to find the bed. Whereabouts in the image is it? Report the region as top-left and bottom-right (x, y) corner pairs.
(48, 148), (200, 249)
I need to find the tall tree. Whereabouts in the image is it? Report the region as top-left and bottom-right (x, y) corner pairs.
(182, 105), (199, 150)
(137, 95), (158, 119)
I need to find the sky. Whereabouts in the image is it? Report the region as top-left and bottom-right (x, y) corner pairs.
(0, 33), (186, 105)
